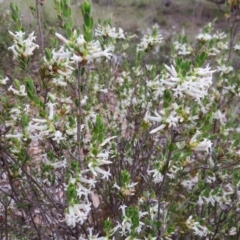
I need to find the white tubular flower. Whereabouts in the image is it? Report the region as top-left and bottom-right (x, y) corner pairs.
(196, 33), (212, 42)
(174, 41), (192, 56)
(181, 174), (198, 191)
(8, 85), (27, 96)
(213, 110), (226, 125)
(79, 174), (96, 188)
(52, 48), (72, 60)
(88, 148), (113, 179)
(19, 85), (27, 96)
(0, 76), (9, 85)
(165, 113), (179, 128)
(213, 31), (226, 40)
(149, 124), (166, 134)
(217, 64), (233, 75)
(234, 44), (240, 51)
(8, 30), (25, 44)
(8, 31), (39, 58)
(229, 227), (237, 236)
(52, 130), (65, 144)
(192, 224), (209, 237)
(137, 34), (163, 52)
(8, 85), (19, 95)
(137, 25), (163, 52)
(95, 24), (125, 39)
(113, 181), (138, 196)
(5, 133), (23, 139)
(46, 102), (56, 120)
(99, 136), (117, 147)
(27, 119), (48, 134)
(71, 54), (83, 63)
(147, 112), (166, 134)
(73, 203), (91, 224)
(186, 216), (209, 237)
(65, 205), (77, 227)
(164, 64), (178, 78)
(189, 131), (212, 153)
(191, 139), (212, 153)
(65, 203), (91, 227)
(55, 32), (114, 64)
(79, 228), (107, 240)
(162, 64), (214, 100)
(147, 169), (163, 183)
(52, 76), (67, 87)
(76, 182), (91, 198)
(88, 162), (111, 179)
(55, 32), (69, 44)
(85, 46), (113, 61)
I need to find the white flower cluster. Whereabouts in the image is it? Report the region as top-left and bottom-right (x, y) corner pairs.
(137, 26), (163, 52)
(186, 216), (210, 237)
(42, 47), (75, 85)
(113, 181), (138, 196)
(64, 137), (115, 228)
(189, 131), (212, 153)
(8, 85), (27, 96)
(113, 205), (147, 237)
(162, 64), (215, 100)
(197, 183), (235, 210)
(173, 41), (192, 56)
(147, 109), (179, 134)
(55, 30), (114, 64)
(8, 31), (39, 58)
(95, 24), (125, 39)
(65, 203), (91, 227)
(0, 76), (9, 85)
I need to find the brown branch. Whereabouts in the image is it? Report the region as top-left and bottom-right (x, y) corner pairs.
(36, 0), (44, 56)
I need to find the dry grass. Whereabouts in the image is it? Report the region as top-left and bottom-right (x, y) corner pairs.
(0, 0), (232, 75)
(2, 0), (227, 34)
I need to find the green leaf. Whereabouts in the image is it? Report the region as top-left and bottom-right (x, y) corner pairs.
(67, 17), (74, 29)
(45, 48), (53, 61)
(103, 219), (113, 235)
(88, 119), (93, 130)
(75, 98), (79, 107)
(85, 31), (94, 42)
(89, 17), (94, 29)
(65, 27), (72, 38)
(66, 183), (77, 203)
(25, 77), (35, 99)
(21, 114), (29, 127)
(62, 4), (71, 18)
(196, 52), (207, 67)
(10, 3), (19, 22)
(33, 96), (40, 105)
(71, 160), (79, 173)
(81, 0), (91, 16)
(83, 24), (89, 37)
(81, 67), (85, 76)
(163, 89), (171, 103)
(14, 79), (21, 88)
(83, 12), (91, 28)
(73, 69), (79, 78)
(120, 170), (131, 185)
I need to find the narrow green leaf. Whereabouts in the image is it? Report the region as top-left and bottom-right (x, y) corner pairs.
(65, 27), (72, 38)
(62, 4), (71, 18)
(21, 114), (29, 127)
(83, 12), (91, 28)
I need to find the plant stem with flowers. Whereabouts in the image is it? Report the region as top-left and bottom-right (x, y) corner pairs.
(1, 0), (240, 239)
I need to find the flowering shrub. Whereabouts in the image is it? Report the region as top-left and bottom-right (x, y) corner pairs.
(1, 0), (240, 239)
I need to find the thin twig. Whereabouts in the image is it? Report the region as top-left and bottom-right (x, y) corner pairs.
(156, 137), (173, 239)
(36, 0), (44, 56)
(76, 64), (85, 170)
